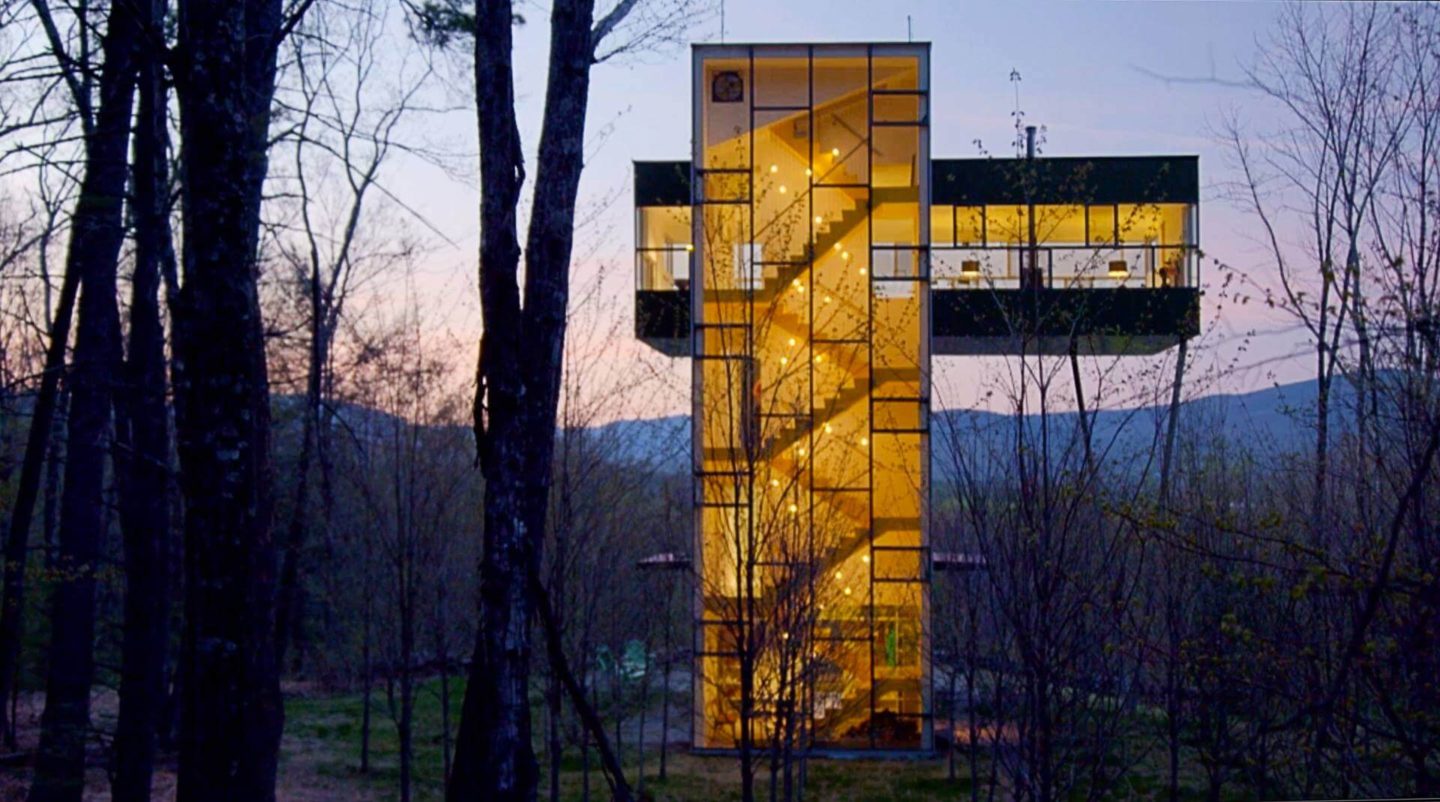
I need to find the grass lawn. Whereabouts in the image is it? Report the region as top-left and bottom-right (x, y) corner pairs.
(282, 678), (980, 802)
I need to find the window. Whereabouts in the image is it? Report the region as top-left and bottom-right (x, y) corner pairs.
(873, 245), (919, 298)
(734, 242), (764, 289)
(956, 206), (984, 246)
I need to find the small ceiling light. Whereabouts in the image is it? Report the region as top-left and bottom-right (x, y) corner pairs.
(788, 503), (798, 514)
(861, 554), (870, 564)
(686, 243), (695, 252)
(780, 356), (789, 365)
(843, 586), (852, 596)
(824, 423), (833, 434)
(787, 337), (796, 347)
(831, 147), (841, 157)
(815, 354), (824, 363)
(769, 163), (779, 174)
(833, 242), (842, 252)
(797, 447), (807, 457)
(823, 295), (832, 304)
(834, 571), (843, 580)
(841, 251), (850, 261)
(805, 167), (813, 176)
(778, 185), (788, 194)
(859, 267), (867, 276)
(771, 478), (780, 487)
(815, 215), (823, 224)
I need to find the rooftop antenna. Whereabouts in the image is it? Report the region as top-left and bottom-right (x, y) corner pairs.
(907, 15), (912, 42)
(720, 0), (725, 42)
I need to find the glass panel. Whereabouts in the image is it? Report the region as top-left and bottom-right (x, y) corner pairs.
(986, 205), (1028, 244)
(753, 49), (809, 108)
(701, 171), (750, 203)
(874, 93), (926, 124)
(811, 184), (868, 346)
(693, 45), (930, 753)
(638, 205), (691, 248)
(1118, 202), (1164, 244)
(872, 54), (920, 90)
(637, 205), (692, 290)
(874, 399), (924, 431)
(871, 126), (921, 192)
(930, 205), (955, 247)
(754, 108), (810, 267)
(813, 53), (869, 186)
(874, 548), (924, 582)
(703, 58), (751, 170)
(956, 206), (984, 246)
(637, 249), (690, 291)
(1088, 204), (1116, 245)
(1033, 204), (1084, 244)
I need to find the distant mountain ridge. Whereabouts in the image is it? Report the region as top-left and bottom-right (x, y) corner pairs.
(590, 378), (1351, 471)
(257, 377), (1350, 475)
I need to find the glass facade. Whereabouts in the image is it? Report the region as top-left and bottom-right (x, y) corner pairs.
(636, 205), (692, 291)
(929, 202), (1198, 289)
(690, 43), (931, 751)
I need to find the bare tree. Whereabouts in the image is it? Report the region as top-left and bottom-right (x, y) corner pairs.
(342, 301), (474, 802)
(1227, 3), (1406, 522)
(27, 0), (144, 796)
(168, 1), (315, 799)
(0, 0), (96, 750)
(269, 0), (439, 672)
(437, 1), (704, 799)
(111, 0), (177, 798)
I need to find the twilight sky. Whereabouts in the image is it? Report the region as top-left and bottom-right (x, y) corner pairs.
(383, 0), (1312, 422)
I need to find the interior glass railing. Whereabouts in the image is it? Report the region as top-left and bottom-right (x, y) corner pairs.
(931, 244), (1197, 290)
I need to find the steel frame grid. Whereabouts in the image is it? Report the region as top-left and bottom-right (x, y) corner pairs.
(689, 42), (933, 755)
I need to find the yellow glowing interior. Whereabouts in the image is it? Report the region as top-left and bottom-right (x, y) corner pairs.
(930, 202), (1196, 288)
(693, 47), (928, 751)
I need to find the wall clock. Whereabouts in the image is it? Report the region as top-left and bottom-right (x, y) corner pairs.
(712, 70), (743, 103)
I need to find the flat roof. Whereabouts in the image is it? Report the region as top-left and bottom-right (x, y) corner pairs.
(635, 155), (1200, 207)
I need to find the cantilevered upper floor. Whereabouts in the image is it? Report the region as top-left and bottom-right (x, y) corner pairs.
(635, 154), (1200, 356)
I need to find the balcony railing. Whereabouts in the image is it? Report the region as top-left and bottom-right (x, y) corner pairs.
(639, 244), (1197, 295)
(637, 246), (691, 292)
(932, 244), (1197, 291)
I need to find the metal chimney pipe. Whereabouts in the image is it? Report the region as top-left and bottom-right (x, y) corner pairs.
(1025, 125), (1039, 289)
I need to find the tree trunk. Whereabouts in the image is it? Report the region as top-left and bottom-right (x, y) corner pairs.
(948, 661), (958, 783)
(0, 267), (74, 751)
(547, 669), (562, 802)
(274, 299), (324, 670)
(438, 593), (453, 783)
(582, 665), (593, 802)
(637, 647), (650, 798)
(112, 1), (175, 797)
(399, 611), (415, 802)
(613, 671), (623, 765)
(1159, 338), (1187, 505)
(1068, 337), (1092, 468)
(450, 1), (606, 800)
(448, 2), (531, 797)
(42, 397), (66, 571)
(448, 1), (653, 799)
(171, 3), (290, 799)
(29, 2), (141, 797)
(659, 602), (671, 782)
(360, 595), (372, 774)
